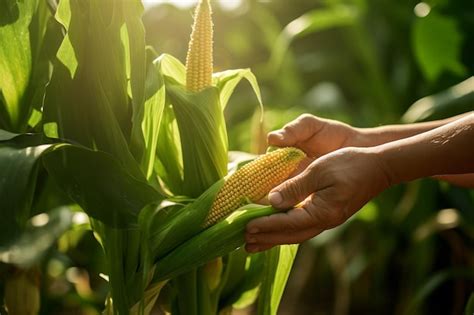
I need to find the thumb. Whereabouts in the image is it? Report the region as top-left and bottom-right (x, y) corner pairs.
(267, 130), (297, 147)
(268, 171), (316, 209)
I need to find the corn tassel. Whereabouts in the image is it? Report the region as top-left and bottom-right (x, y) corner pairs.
(186, 0), (213, 92)
(204, 147), (305, 227)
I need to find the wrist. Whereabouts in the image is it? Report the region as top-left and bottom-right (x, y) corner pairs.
(345, 127), (376, 148)
(370, 145), (401, 186)
(360, 146), (398, 189)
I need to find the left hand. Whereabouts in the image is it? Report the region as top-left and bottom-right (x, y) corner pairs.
(245, 147), (391, 252)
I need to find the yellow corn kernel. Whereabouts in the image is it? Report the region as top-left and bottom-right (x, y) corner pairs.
(185, 0), (213, 92)
(204, 147), (306, 227)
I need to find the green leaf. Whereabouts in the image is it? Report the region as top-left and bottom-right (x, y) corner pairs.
(156, 53), (186, 86)
(213, 69), (264, 116)
(219, 248), (248, 299)
(0, 128), (19, 141)
(269, 5), (357, 71)
(0, 133), (55, 246)
(0, 0), (36, 130)
(464, 292), (474, 315)
(154, 102), (184, 194)
(44, 0), (143, 179)
(148, 179), (224, 260)
(130, 51), (166, 180)
(0, 206), (73, 267)
(154, 204), (276, 282)
(228, 252), (265, 309)
(43, 145), (161, 228)
(412, 12), (465, 81)
(123, 0), (146, 113)
(257, 244), (298, 315)
(405, 268), (474, 314)
(0, 0), (53, 132)
(165, 84), (228, 197)
(402, 77), (474, 123)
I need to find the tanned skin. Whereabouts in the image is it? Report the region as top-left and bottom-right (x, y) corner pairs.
(245, 112), (474, 252)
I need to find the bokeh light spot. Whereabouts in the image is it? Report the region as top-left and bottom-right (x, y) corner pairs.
(414, 2), (431, 18)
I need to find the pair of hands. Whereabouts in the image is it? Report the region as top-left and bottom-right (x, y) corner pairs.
(245, 114), (392, 252)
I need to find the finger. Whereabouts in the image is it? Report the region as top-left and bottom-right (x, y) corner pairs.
(267, 114), (319, 147)
(268, 168), (317, 209)
(290, 157), (313, 177)
(245, 243), (274, 253)
(267, 130), (294, 147)
(246, 228), (322, 250)
(246, 207), (315, 234)
(256, 195), (269, 205)
(301, 191), (347, 230)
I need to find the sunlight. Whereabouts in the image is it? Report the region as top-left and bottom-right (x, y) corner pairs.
(31, 213), (50, 227)
(143, 0), (243, 11)
(414, 2), (431, 18)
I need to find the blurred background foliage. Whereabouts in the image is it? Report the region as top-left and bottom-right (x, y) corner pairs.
(142, 0), (474, 314)
(1, 0), (473, 314)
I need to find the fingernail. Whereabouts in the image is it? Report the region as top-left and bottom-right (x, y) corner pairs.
(248, 227), (259, 234)
(247, 237), (257, 244)
(268, 191), (283, 205)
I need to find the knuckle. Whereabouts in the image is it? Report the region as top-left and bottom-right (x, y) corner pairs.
(282, 123), (298, 137)
(298, 114), (315, 124)
(281, 178), (307, 203)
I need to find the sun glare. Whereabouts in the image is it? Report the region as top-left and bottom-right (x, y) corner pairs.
(143, 0), (243, 11)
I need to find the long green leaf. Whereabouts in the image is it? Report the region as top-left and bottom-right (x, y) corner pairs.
(0, 133), (54, 246)
(0, 206), (73, 267)
(44, 0), (142, 178)
(213, 69), (264, 121)
(0, 0), (52, 132)
(269, 5), (357, 72)
(43, 145), (161, 228)
(257, 244), (298, 315)
(154, 204), (276, 282)
(402, 77), (474, 123)
(412, 12), (465, 81)
(166, 84), (228, 197)
(154, 102), (184, 194)
(130, 51), (166, 180)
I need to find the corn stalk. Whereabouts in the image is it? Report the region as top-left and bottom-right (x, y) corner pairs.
(0, 0), (300, 314)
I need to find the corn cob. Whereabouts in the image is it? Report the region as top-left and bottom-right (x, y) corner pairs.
(150, 148), (304, 260)
(154, 204), (276, 281)
(204, 147), (306, 227)
(186, 0), (213, 92)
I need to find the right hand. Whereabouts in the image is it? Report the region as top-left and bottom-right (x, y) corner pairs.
(268, 114), (360, 159)
(245, 146), (392, 252)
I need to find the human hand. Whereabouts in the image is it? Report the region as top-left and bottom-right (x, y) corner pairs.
(267, 114), (360, 159)
(245, 147), (391, 252)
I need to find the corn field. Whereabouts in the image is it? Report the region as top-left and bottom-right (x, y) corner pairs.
(1, 0), (473, 314)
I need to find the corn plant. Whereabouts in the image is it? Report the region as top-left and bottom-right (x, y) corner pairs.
(0, 0), (302, 314)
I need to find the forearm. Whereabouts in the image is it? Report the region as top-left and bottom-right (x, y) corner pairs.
(375, 113), (474, 185)
(433, 174), (474, 188)
(354, 112), (472, 147)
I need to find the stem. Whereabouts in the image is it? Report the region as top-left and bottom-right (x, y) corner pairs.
(175, 269), (199, 315)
